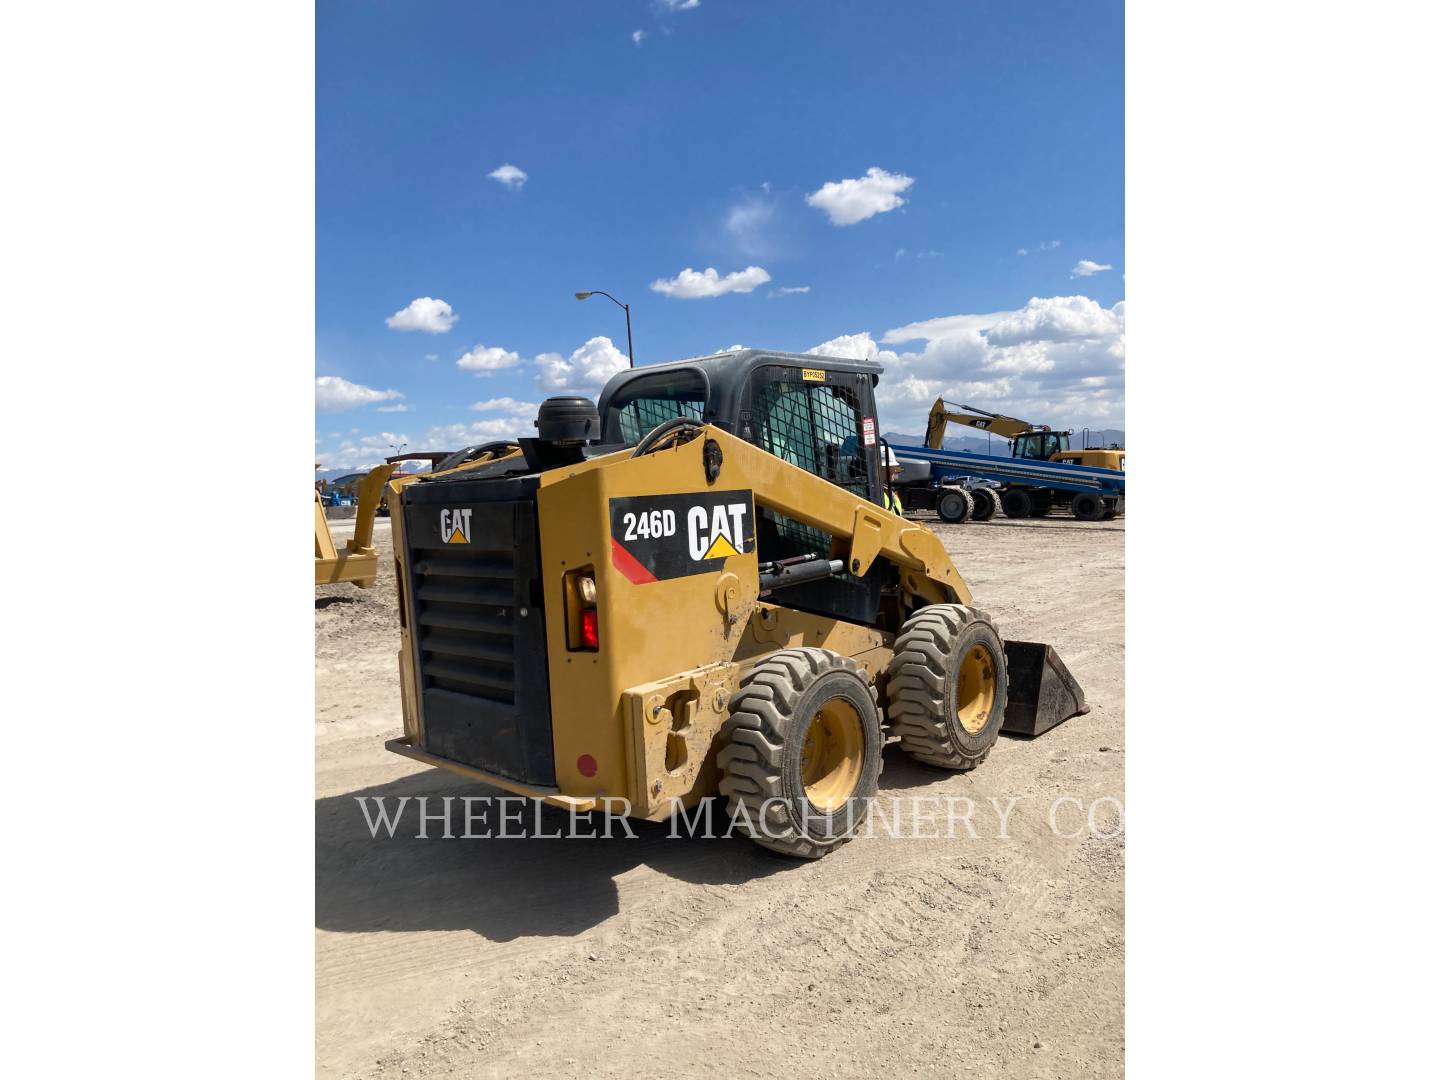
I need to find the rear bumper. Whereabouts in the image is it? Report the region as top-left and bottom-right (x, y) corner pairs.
(384, 737), (600, 813)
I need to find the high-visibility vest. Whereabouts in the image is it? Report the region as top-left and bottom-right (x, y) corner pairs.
(885, 489), (904, 514)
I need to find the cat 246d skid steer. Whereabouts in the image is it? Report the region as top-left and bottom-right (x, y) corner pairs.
(385, 350), (1086, 858)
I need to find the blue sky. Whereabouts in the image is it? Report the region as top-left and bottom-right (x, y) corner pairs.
(316, 0), (1124, 468)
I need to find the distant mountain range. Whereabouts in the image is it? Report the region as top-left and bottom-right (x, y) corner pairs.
(883, 429), (1126, 454)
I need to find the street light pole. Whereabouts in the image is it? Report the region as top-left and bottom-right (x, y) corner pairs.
(574, 290), (634, 367)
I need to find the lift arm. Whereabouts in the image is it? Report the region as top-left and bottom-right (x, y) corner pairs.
(634, 426), (974, 607)
(924, 398), (1034, 448)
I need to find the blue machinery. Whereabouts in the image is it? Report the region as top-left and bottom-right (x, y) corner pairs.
(890, 442), (1126, 500)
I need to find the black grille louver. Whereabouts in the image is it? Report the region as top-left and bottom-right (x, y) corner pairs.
(401, 478), (557, 789)
(415, 552), (519, 703)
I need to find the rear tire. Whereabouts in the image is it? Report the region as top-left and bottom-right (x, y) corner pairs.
(1000, 489), (1033, 518)
(936, 488), (974, 523)
(886, 605), (1007, 770)
(1071, 492), (1105, 521)
(718, 648), (882, 859)
(970, 487), (998, 521)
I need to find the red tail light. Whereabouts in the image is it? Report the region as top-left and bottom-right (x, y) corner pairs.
(579, 607), (600, 650)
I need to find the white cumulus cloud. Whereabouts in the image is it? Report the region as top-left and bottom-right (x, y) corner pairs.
(376, 403), (412, 413)
(316, 430), (411, 471)
(802, 294), (1126, 437)
(422, 416), (534, 450)
(472, 396), (538, 413)
(805, 167), (914, 226)
(315, 376), (403, 413)
(488, 164), (528, 189)
(1071, 259), (1113, 277)
(985, 296), (1123, 346)
(650, 265), (771, 299)
(632, 29), (647, 45)
(537, 336), (631, 392)
(456, 344), (523, 374)
(807, 332), (882, 362)
(386, 297), (457, 334)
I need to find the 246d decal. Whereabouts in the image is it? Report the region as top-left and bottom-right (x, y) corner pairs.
(609, 490), (756, 584)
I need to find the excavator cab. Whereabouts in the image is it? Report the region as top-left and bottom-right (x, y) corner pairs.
(1012, 430), (1070, 461)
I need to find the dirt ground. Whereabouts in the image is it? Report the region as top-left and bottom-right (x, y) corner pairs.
(316, 510), (1125, 1079)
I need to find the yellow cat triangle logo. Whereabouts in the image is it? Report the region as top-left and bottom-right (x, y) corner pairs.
(701, 534), (741, 559)
(447, 529), (468, 544)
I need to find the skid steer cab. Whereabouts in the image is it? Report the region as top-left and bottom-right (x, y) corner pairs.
(385, 350), (1086, 858)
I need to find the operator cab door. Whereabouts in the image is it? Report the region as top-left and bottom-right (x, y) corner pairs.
(1014, 431), (1070, 460)
(736, 364), (886, 627)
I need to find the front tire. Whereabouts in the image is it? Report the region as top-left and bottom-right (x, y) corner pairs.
(886, 605), (1007, 770)
(718, 648), (882, 859)
(936, 487), (974, 523)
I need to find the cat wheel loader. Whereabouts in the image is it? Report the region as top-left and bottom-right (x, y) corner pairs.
(384, 350), (1086, 858)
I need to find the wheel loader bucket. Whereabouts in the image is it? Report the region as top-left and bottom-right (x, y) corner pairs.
(1000, 640), (1089, 737)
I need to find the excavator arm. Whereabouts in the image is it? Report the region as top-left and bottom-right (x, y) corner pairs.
(924, 398), (1034, 448)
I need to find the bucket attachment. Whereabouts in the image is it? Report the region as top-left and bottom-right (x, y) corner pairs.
(1000, 640), (1089, 737)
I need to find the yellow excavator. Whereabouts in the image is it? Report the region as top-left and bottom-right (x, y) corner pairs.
(380, 350), (1086, 858)
(924, 399), (1124, 519)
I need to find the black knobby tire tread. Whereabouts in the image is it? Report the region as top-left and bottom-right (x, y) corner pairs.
(937, 487), (974, 524)
(1071, 492), (1105, 521)
(717, 647), (880, 859)
(970, 488), (998, 521)
(887, 604), (1003, 771)
(1000, 489), (1032, 519)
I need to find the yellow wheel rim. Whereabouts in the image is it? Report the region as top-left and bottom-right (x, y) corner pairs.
(800, 699), (865, 812)
(956, 644), (998, 735)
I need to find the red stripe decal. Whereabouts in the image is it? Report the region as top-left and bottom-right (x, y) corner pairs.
(610, 538), (658, 584)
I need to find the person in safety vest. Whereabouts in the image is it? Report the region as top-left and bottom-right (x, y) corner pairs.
(883, 446), (904, 514)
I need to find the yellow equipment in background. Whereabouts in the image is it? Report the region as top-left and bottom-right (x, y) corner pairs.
(925, 398), (1124, 471)
(385, 352), (1086, 858)
(315, 462), (398, 588)
(923, 399), (1124, 519)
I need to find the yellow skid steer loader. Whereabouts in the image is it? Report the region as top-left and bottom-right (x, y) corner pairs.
(385, 350), (1086, 857)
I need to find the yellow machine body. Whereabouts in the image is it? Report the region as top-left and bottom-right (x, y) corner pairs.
(314, 462), (398, 588)
(386, 425), (970, 819)
(924, 398), (1124, 470)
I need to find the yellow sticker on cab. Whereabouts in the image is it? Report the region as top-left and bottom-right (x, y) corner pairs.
(802, 368), (826, 382)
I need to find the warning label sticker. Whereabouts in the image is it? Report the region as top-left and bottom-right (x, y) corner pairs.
(609, 489), (756, 584)
(861, 417), (877, 447)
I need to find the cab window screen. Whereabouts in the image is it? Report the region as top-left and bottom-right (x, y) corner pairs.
(745, 367), (882, 627)
(602, 370), (706, 443)
(751, 379), (868, 497)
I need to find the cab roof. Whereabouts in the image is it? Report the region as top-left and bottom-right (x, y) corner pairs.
(596, 348), (883, 427)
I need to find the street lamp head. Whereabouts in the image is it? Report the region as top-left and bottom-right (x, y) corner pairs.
(574, 291), (593, 300)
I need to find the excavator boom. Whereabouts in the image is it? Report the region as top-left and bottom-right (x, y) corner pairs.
(924, 398), (1034, 447)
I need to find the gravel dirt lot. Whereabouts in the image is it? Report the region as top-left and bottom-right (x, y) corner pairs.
(316, 511), (1125, 1078)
